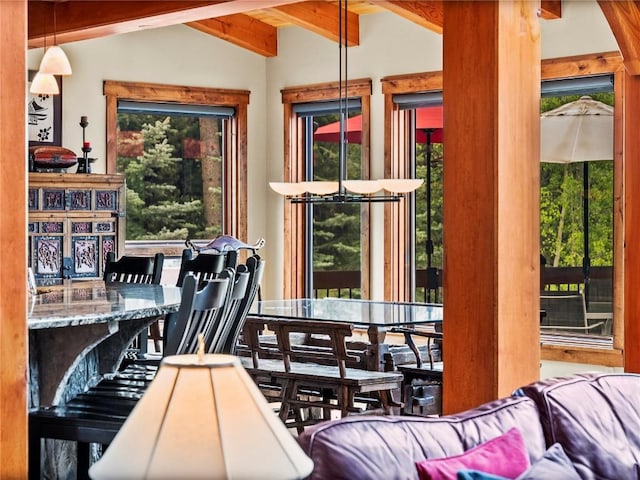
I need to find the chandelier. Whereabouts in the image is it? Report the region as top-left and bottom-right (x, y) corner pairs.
(270, 0), (422, 204)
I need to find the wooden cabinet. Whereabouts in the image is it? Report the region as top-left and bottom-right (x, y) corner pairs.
(28, 173), (125, 284)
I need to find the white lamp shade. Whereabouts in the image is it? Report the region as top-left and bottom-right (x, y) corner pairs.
(379, 178), (424, 193)
(300, 181), (339, 195)
(89, 354), (314, 480)
(39, 45), (72, 75)
(343, 180), (382, 195)
(269, 182), (306, 196)
(29, 72), (59, 95)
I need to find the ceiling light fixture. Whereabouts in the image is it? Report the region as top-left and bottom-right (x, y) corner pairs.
(29, 71), (60, 95)
(38, 3), (72, 76)
(270, 0), (422, 204)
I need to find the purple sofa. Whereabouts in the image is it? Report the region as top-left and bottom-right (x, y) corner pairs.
(297, 373), (640, 479)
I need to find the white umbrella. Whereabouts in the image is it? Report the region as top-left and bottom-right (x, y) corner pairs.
(541, 95), (613, 164)
(540, 95), (613, 306)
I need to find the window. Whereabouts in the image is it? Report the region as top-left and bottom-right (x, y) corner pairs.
(540, 75), (614, 338)
(298, 101), (363, 298)
(105, 81), (249, 254)
(393, 93), (444, 303)
(381, 71), (444, 302)
(281, 80), (372, 299)
(383, 52), (624, 365)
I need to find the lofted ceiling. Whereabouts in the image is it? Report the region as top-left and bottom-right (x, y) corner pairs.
(27, 0), (562, 58)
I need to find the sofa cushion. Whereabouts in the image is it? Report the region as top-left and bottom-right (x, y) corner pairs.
(298, 396), (546, 480)
(515, 443), (580, 479)
(519, 372), (640, 479)
(415, 427), (529, 480)
(456, 442), (580, 480)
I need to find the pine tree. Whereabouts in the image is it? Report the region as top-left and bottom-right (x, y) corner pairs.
(118, 117), (204, 240)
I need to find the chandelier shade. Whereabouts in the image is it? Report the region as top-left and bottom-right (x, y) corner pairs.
(379, 179), (425, 194)
(343, 180), (383, 194)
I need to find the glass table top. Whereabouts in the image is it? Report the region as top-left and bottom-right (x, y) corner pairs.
(250, 298), (443, 327)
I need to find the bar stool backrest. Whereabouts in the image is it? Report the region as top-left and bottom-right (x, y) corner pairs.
(175, 248), (227, 288)
(103, 252), (164, 285)
(165, 273), (230, 356)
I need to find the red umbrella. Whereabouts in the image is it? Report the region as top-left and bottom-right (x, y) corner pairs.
(313, 105), (444, 276)
(415, 106), (444, 144)
(313, 106), (444, 144)
(314, 115), (363, 143)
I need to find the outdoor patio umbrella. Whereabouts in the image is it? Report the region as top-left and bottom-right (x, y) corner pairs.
(540, 95), (614, 306)
(314, 106), (444, 270)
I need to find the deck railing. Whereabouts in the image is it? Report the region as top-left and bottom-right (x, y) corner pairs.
(312, 265), (613, 303)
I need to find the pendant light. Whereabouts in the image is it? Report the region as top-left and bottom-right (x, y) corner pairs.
(30, 17), (60, 96)
(270, 0), (422, 204)
(29, 71), (60, 95)
(38, 3), (72, 76)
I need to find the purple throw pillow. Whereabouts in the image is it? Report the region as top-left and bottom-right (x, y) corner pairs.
(415, 427), (531, 480)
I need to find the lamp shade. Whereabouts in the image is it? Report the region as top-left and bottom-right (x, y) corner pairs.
(343, 180), (382, 195)
(379, 178), (424, 193)
(300, 181), (339, 195)
(29, 72), (59, 95)
(39, 45), (72, 75)
(270, 182), (306, 196)
(89, 354), (314, 480)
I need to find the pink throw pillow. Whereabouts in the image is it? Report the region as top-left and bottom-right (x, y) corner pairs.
(415, 427), (530, 480)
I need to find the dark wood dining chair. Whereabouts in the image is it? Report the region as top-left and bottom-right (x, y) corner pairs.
(390, 326), (443, 416)
(218, 254), (265, 354)
(103, 252), (164, 285)
(103, 252), (165, 352)
(28, 273), (230, 480)
(175, 248), (229, 287)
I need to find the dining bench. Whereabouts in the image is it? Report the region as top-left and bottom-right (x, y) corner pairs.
(239, 317), (403, 432)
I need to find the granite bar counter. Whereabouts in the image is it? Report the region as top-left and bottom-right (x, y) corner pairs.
(28, 280), (182, 407)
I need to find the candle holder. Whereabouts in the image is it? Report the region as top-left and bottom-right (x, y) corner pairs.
(78, 116), (92, 173)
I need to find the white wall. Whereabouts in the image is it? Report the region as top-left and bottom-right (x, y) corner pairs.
(28, 1), (618, 299)
(28, 24), (269, 265)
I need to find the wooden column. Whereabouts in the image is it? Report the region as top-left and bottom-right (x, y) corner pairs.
(0, 0), (28, 476)
(623, 72), (640, 371)
(442, 1), (541, 414)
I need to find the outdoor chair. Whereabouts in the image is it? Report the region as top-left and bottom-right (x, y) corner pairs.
(540, 291), (606, 334)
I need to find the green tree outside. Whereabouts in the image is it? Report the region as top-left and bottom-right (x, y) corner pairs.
(117, 114), (222, 240)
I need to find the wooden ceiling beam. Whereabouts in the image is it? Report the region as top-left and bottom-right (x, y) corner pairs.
(187, 14), (277, 56)
(540, 1), (561, 20)
(27, 0), (301, 48)
(270, 1), (359, 46)
(374, 1), (443, 34)
(598, 0), (640, 76)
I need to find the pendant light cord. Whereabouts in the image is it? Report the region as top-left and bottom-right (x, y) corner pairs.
(338, 0), (348, 195)
(53, 4), (57, 46)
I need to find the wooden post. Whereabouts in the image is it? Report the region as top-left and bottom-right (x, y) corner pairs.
(442, 1), (541, 414)
(623, 72), (640, 371)
(0, 0), (28, 476)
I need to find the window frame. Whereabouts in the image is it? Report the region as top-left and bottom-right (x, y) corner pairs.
(382, 51), (624, 366)
(281, 79), (372, 299)
(104, 80), (250, 254)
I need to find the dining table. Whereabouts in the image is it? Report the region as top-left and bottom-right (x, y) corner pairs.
(28, 280), (182, 408)
(248, 297), (443, 371)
